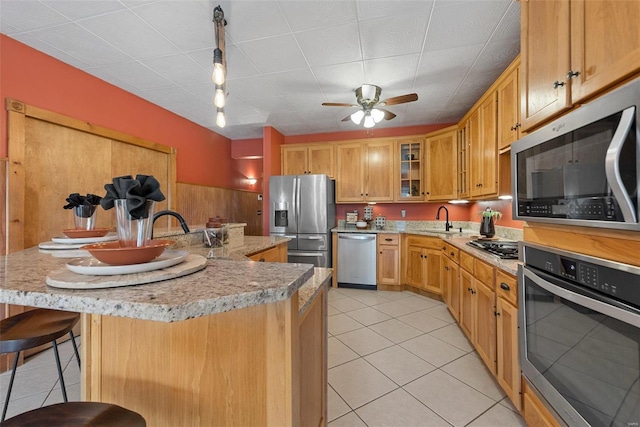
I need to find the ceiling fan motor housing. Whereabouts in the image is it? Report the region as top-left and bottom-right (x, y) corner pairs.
(356, 84), (382, 108)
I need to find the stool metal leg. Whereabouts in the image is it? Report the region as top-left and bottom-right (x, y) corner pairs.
(52, 340), (68, 403)
(69, 331), (81, 370)
(1, 352), (21, 422)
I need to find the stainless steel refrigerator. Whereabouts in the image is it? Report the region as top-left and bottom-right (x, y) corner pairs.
(269, 174), (335, 267)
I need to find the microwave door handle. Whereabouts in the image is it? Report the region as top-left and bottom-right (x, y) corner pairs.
(523, 267), (640, 327)
(605, 106), (637, 223)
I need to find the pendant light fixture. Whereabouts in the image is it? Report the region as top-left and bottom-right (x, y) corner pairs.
(212, 5), (227, 127)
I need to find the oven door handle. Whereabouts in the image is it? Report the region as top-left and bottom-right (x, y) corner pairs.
(605, 106), (637, 223)
(523, 267), (640, 327)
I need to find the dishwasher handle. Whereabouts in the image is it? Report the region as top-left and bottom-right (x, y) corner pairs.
(338, 234), (376, 241)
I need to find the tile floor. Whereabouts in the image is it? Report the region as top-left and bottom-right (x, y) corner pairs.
(327, 287), (527, 427)
(0, 338), (81, 420)
(1, 287), (527, 426)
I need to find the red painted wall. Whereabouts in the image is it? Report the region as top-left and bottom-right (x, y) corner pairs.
(283, 124), (453, 144)
(0, 35), (232, 188)
(470, 200), (522, 229)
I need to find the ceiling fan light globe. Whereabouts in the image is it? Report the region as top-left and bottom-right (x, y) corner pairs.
(363, 114), (375, 128)
(351, 110), (365, 124)
(371, 108), (384, 123)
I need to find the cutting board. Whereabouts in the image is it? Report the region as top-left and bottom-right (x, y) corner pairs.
(46, 254), (207, 290)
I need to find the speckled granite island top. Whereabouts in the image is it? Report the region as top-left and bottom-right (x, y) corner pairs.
(0, 236), (316, 322)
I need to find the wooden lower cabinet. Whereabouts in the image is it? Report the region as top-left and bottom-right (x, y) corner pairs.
(523, 381), (562, 427)
(377, 234), (400, 288)
(442, 256), (460, 322)
(82, 285), (328, 427)
(459, 255), (498, 375)
(496, 271), (521, 411)
(474, 279), (496, 375)
(248, 242), (287, 262)
(403, 235), (443, 295)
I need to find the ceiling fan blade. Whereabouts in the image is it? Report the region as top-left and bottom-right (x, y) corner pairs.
(322, 102), (359, 107)
(380, 109), (397, 120)
(379, 93), (418, 106)
(341, 114), (352, 122)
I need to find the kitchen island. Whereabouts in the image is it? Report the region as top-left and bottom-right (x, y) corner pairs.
(0, 236), (331, 426)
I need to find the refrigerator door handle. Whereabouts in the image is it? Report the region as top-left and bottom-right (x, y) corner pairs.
(299, 235), (323, 240)
(294, 176), (301, 229)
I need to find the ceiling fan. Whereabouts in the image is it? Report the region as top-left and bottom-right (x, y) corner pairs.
(322, 84), (418, 128)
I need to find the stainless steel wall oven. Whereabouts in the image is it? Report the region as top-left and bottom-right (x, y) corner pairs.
(519, 243), (640, 426)
(511, 77), (640, 231)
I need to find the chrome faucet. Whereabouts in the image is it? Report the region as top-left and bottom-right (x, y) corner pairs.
(436, 205), (452, 232)
(152, 210), (190, 238)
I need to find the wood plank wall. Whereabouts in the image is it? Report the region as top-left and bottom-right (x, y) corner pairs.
(176, 183), (263, 236)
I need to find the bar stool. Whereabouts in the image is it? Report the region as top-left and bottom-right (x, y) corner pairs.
(0, 402), (146, 426)
(0, 309), (81, 422)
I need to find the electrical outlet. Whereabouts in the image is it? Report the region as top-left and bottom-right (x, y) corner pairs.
(401, 209), (406, 218)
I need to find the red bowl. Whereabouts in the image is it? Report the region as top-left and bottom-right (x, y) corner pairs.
(63, 228), (111, 238)
(81, 240), (172, 265)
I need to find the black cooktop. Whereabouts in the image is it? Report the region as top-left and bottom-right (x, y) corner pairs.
(467, 240), (519, 260)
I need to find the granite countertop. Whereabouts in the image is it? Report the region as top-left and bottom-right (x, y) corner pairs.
(0, 236), (318, 323)
(298, 267), (332, 317)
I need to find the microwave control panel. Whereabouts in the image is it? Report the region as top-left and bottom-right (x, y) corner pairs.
(518, 197), (619, 221)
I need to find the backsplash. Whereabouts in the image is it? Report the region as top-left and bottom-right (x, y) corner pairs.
(336, 219), (523, 241)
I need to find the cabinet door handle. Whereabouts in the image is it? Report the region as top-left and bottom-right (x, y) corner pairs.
(553, 80), (565, 89)
(258, 257), (266, 262)
(450, 252), (455, 257)
(495, 311), (501, 317)
(385, 238), (393, 242)
(567, 70), (581, 79)
(442, 246), (446, 250)
(500, 282), (511, 291)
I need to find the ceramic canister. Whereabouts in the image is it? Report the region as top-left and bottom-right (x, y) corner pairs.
(375, 215), (386, 229)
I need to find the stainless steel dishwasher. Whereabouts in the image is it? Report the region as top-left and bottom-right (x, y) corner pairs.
(337, 233), (377, 289)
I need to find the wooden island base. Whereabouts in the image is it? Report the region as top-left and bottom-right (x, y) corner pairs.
(82, 287), (327, 427)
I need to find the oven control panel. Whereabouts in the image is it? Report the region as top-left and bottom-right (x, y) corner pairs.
(524, 244), (640, 308)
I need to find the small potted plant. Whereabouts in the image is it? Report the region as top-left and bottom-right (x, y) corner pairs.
(479, 208), (502, 238)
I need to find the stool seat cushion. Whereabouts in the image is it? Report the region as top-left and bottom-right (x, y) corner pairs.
(1, 402), (146, 426)
(0, 309), (80, 354)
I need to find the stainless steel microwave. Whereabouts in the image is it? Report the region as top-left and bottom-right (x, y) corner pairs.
(511, 77), (639, 230)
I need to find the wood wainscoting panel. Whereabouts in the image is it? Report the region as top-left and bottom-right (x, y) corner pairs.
(176, 183), (263, 235)
(524, 223), (640, 266)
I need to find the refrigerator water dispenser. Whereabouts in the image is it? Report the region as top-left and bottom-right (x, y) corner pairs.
(274, 202), (288, 227)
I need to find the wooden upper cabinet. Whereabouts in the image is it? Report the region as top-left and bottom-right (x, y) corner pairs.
(521, 0), (640, 132)
(469, 93), (498, 198)
(496, 61), (521, 151)
(395, 137), (425, 202)
(570, 0), (640, 103)
(520, 0), (571, 132)
(457, 125), (470, 199)
(281, 144), (334, 177)
(335, 142), (364, 202)
(365, 140), (395, 202)
(335, 140), (394, 203)
(282, 146), (308, 175)
(308, 145), (334, 177)
(425, 127), (457, 201)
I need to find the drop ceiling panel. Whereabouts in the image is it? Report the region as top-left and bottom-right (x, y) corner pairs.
(225, 76), (280, 102)
(279, 1), (358, 32)
(79, 10), (179, 59)
(0, 0), (69, 32)
(294, 23), (362, 68)
(363, 54), (420, 89)
(313, 62), (366, 95)
(132, 1), (213, 51)
(359, 13), (428, 60)
(355, 0), (434, 21)
(237, 34), (308, 74)
(218, 0), (291, 43)
(98, 60), (174, 91)
(20, 23), (132, 66)
(45, 0), (125, 20)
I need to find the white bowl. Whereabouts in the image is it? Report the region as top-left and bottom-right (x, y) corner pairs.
(356, 221), (367, 229)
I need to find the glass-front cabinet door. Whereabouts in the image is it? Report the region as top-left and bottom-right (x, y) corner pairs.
(396, 137), (425, 202)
